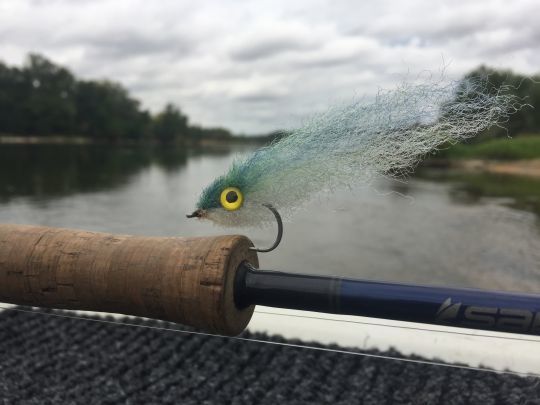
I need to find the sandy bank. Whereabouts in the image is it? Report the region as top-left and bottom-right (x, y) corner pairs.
(453, 159), (540, 178)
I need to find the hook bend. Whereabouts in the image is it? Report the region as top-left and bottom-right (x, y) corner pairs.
(249, 204), (283, 253)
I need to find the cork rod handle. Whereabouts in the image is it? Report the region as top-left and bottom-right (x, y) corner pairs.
(0, 224), (259, 336)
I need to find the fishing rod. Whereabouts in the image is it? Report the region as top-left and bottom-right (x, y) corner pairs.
(0, 224), (538, 337)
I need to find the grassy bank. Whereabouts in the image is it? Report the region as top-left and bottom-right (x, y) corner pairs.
(438, 134), (540, 160)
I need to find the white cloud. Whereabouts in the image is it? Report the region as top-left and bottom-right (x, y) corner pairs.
(1, 0), (539, 133)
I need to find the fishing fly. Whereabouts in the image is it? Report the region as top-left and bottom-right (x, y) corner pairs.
(187, 77), (520, 252)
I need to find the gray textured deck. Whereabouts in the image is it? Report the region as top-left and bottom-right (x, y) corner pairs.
(0, 308), (538, 404)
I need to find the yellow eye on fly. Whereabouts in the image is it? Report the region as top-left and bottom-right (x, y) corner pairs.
(220, 187), (243, 211)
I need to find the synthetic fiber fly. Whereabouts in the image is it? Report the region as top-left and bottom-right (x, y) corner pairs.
(196, 77), (521, 227)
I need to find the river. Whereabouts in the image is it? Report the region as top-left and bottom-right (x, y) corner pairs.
(1, 143), (539, 293)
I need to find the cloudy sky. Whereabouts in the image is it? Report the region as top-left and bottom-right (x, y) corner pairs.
(1, 0), (539, 134)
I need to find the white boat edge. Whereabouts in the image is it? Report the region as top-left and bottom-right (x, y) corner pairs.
(1, 303), (538, 375)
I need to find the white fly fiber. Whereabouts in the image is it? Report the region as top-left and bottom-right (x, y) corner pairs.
(203, 77), (520, 227)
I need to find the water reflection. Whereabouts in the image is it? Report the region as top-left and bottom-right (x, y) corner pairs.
(0, 144), (238, 201)
(418, 168), (540, 220)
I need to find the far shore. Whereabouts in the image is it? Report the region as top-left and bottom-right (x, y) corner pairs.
(425, 158), (540, 178)
(0, 134), (267, 146)
(0, 135), (93, 145)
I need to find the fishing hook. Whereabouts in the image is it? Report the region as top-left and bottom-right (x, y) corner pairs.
(249, 204), (283, 253)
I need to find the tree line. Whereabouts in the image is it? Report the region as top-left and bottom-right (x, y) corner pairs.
(461, 66), (540, 139)
(0, 54), (539, 143)
(0, 54), (234, 143)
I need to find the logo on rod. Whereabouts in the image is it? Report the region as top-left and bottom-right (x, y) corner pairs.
(435, 297), (540, 334)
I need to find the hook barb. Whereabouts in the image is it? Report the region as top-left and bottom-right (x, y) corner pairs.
(249, 204), (283, 253)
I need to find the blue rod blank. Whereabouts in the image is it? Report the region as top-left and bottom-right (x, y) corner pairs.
(235, 263), (540, 336)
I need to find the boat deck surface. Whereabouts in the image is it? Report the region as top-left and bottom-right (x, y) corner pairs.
(0, 308), (538, 404)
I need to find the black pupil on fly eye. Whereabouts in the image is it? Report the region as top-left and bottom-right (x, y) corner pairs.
(226, 190), (238, 203)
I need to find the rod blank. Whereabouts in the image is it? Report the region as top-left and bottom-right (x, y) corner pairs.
(235, 263), (540, 336)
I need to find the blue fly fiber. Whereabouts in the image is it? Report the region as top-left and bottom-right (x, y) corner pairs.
(196, 77), (520, 227)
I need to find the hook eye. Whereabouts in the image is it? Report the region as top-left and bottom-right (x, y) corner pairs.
(249, 204), (283, 253)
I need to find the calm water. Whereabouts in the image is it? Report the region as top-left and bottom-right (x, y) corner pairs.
(1, 144), (539, 293)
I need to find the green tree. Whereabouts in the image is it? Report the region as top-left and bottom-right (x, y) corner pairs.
(0, 62), (21, 133)
(75, 80), (150, 140)
(0, 54), (78, 136)
(152, 104), (188, 143)
(462, 66), (540, 138)
(22, 54), (78, 135)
